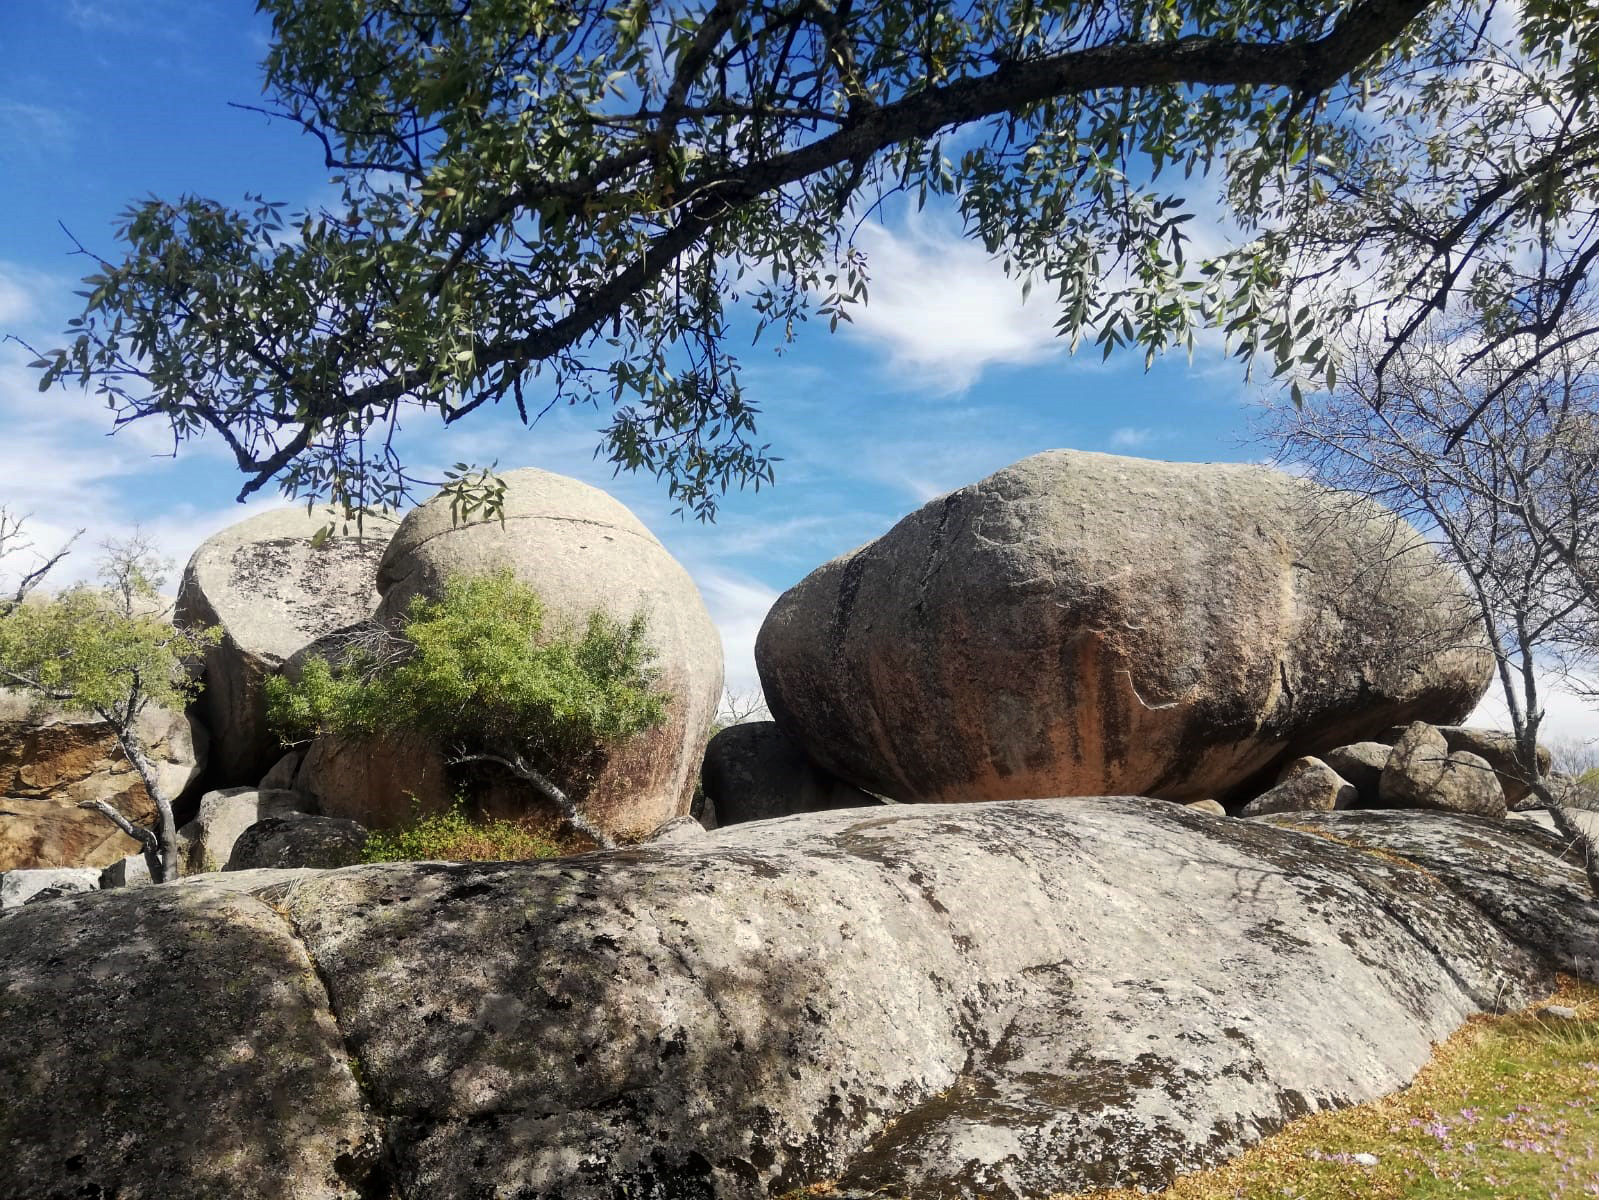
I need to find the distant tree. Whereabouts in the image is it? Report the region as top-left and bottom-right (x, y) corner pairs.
(0, 508), (82, 616)
(715, 687), (772, 728)
(0, 536), (221, 882)
(1264, 309), (1599, 893)
(266, 570), (668, 849)
(26, 1), (1599, 518)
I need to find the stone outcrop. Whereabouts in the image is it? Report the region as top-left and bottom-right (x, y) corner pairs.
(0, 876), (378, 1196)
(0, 866), (100, 909)
(0, 691), (206, 871)
(1382, 725), (1551, 806)
(1379, 722), (1507, 818)
(2, 798), (1592, 1200)
(293, 734), (452, 830)
(1321, 741), (1391, 801)
(175, 507), (399, 786)
(373, 468), (722, 838)
(177, 786), (313, 874)
(757, 451), (1491, 805)
(224, 815), (368, 871)
(1238, 756), (1357, 817)
(701, 720), (881, 827)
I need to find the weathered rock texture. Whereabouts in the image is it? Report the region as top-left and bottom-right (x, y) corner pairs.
(757, 451), (1491, 804)
(293, 733), (451, 831)
(1322, 742), (1392, 801)
(701, 720), (882, 827)
(175, 507), (398, 786)
(0, 877), (379, 1197)
(0, 690), (206, 870)
(1380, 722), (1508, 818)
(374, 468), (723, 837)
(0, 866), (100, 909)
(1381, 725), (1552, 806)
(225, 815), (369, 871)
(2, 798), (1592, 1200)
(178, 786), (313, 874)
(1238, 757), (1356, 817)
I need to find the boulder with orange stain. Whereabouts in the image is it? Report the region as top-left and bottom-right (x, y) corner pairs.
(757, 450), (1493, 806)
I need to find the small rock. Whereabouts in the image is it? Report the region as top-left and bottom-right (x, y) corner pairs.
(259, 750), (304, 791)
(1383, 725), (1550, 805)
(1379, 723), (1506, 818)
(1352, 1152), (1380, 1166)
(224, 816), (368, 872)
(643, 816), (707, 845)
(99, 854), (154, 889)
(1321, 742), (1391, 802)
(702, 721), (882, 827)
(1240, 758), (1357, 817)
(179, 787), (313, 875)
(1185, 799), (1227, 817)
(1539, 1005), (1579, 1021)
(0, 867), (101, 910)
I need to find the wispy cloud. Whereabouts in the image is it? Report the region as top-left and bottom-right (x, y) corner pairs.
(1108, 426), (1155, 449)
(682, 567), (779, 698)
(844, 212), (1066, 394)
(0, 101), (75, 156)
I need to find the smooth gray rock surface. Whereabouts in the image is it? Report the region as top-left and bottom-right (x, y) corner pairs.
(224, 815), (369, 871)
(3, 798), (1592, 1200)
(0, 866), (100, 909)
(1239, 757), (1356, 816)
(99, 853), (153, 889)
(1322, 742), (1391, 801)
(1380, 722), (1507, 818)
(702, 720), (883, 827)
(757, 451), (1491, 806)
(373, 468), (723, 839)
(175, 507), (398, 786)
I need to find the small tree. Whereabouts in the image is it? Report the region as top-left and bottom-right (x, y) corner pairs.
(266, 571), (668, 850)
(0, 536), (220, 883)
(0, 507), (82, 616)
(1265, 311), (1599, 894)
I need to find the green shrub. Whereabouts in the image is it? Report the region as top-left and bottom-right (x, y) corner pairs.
(266, 571), (668, 837)
(361, 798), (570, 864)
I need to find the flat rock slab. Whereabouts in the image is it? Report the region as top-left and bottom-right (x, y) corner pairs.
(2, 798), (1595, 1200)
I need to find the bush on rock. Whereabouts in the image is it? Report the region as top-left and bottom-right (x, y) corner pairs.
(267, 570), (668, 849)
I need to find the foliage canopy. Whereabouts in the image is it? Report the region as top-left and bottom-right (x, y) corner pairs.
(29, 0), (1599, 516)
(0, 546), (217, 733)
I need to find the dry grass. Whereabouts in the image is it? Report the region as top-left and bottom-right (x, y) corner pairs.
(1060, 976), (1599, 1200)
(359, 800), (588, 863)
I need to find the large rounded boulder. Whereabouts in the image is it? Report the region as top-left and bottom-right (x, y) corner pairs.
(374, 468), (722, 838)
(756, 450), (1492, 805)
(175, 508), (399, 785)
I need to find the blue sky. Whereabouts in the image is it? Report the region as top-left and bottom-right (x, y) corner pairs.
(2, 2), (1592, 743)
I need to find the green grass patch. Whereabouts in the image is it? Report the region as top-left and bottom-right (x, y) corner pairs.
(360, 800), (582, 864)
(1064, 977), (1599, 1200)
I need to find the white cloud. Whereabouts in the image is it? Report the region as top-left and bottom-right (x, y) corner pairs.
(1109, 426), (1154, 449)
(1468, 670), (1599, 745)
(844, 213), (1065, 393)
(691, 568), (779, 699)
